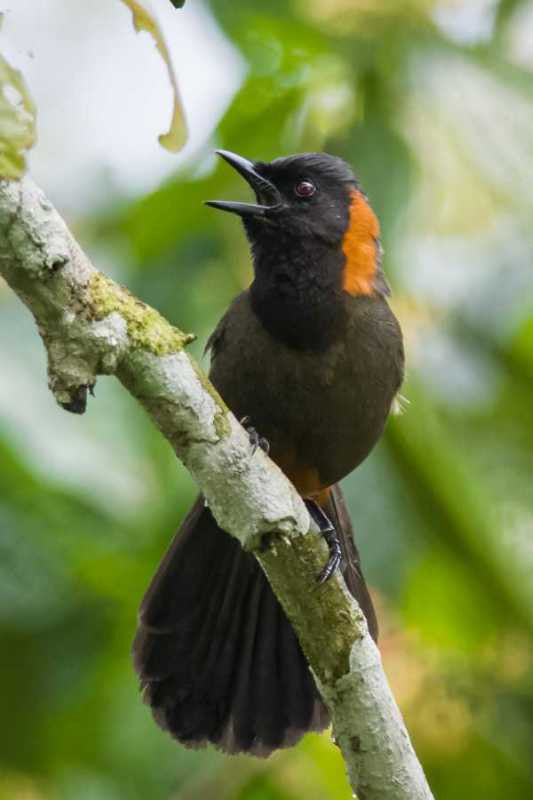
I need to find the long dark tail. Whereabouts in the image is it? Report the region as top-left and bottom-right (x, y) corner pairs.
(133, 486), (377, 756)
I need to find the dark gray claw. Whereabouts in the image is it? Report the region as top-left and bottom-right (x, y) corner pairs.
(240, 416), (270, 456)
(305, 499), (343, 584)
(317, 528), (343, 584)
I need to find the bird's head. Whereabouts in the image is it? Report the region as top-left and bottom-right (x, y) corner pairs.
(207, 150), (357, 242)
(206, 150), (389, 299)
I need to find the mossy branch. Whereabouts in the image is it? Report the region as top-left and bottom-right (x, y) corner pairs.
(0, 176), (434, 800)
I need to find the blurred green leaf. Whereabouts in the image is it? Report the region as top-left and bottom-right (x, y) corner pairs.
(388, 380), (533, 633)
(0, 51), (36, 178)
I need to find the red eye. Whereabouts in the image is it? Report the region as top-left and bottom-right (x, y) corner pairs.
(294, 180), (316, 199)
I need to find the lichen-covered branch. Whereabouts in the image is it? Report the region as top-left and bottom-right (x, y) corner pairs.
(0, 177), (434, 800)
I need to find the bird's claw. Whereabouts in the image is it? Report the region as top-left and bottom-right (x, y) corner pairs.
(240, 416), (270, 456)
(305, 499), (343, 584)
(316, 527), (343, 584)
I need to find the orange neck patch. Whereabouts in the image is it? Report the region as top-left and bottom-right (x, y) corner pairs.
(342, 190), (380, 296)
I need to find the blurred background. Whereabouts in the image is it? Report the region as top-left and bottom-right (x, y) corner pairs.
(1, 1), (533, 798)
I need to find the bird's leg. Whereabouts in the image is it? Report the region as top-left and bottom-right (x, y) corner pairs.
(305, 499), (343, 584)
(240, 416), (270, 456)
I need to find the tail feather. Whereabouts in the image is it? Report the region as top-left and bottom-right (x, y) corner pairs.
(277, 595), (317, 731)
(229, 572), (267, 751)
(201, 542), (253, 688)
(133, 487), (376, 756)
(249, 582), (286, 749)
(138, 501), (227, 631)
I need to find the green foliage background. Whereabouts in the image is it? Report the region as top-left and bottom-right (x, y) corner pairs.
(1, 1), (533, 798)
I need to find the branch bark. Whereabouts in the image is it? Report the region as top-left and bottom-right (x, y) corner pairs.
(0, 177), (434, 800)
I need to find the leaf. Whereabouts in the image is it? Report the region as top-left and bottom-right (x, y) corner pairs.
(121, 0), (187, 151)
(0, 52), (36, 179)
(169, 0), (186, 7)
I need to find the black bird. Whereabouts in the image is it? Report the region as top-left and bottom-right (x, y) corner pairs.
(133, 150), (404, 756)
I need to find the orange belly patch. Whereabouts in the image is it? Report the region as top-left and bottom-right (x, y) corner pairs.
(342, 189), (380, 297)
(272, 447), (330, 504)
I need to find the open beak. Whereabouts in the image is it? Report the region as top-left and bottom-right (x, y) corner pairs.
(205, 150), (281, 218)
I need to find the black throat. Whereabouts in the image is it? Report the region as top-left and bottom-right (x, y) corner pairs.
(248, 226), (347, 352)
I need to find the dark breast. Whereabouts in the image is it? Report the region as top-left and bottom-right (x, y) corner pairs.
(208, 291), (404, 493)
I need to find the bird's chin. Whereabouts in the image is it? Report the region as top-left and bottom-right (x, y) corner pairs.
(253, 201), (283, 225)
(242, 215), (270, 238)
(243, 210), (282, 234)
